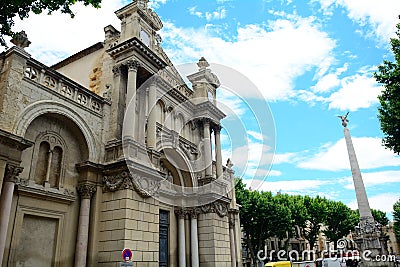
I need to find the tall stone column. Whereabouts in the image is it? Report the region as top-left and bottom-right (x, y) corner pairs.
(214, 125), (223, 179)
(147, 79), (158, 149)
(203, 119), (212, 178)
(190, 209), (200, 267)
(0, 164), (23, 265)
(229, 215), (237, 267)
(75, 184), (96, 267)
(0, 158), (7, 195)
(177, 210), (186, 267)
(339, 114), (388, 267)
(344, 128), (373, 219)
(125, 60), (140, 139)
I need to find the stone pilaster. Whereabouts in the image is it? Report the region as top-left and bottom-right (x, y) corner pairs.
(109, 64), (126, 140)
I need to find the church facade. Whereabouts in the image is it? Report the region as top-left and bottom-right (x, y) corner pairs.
(0, 1), (242, 266)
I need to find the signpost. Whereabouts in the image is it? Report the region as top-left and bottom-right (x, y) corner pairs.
(119, 248), (133, 267)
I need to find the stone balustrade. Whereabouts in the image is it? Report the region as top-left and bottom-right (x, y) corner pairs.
(24, 61), (106, 116)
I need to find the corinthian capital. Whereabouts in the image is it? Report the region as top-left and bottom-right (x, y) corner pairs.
(5, 164), (23, 183)
(112, 64), (122, 76)
(77, 184), (97, 199)
(126, 60), (140, 71)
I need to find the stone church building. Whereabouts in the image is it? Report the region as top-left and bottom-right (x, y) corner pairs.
(0, 0), (242, 266)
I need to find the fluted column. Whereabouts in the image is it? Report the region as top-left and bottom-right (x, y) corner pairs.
(75, 184), (96, 267)
(190, 209), (200, 267)
(177, 210), (186, 267)
(229, 215), (237, 267)
(147, 79), (158, 149)
(214, 125), (223, 179)
(203, 119), (212, 177)
(0, 164), (23, 265)
(125, 60), (140, 139)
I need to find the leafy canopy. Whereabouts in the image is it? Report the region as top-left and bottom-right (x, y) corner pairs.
(0, 0), (102, 47)
(374, 22), (400, 154)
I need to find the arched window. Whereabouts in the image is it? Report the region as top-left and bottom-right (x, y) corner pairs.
(156, 101), (165, 125)
(35, 141), (50, 185)
(175, 114), (184, 135)
(50, 146), (63, 188)
(32, 133), (66, 189)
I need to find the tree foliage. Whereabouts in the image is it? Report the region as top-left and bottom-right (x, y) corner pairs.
(0, 0), (102, 47)
(393, 198), (400, 241)
(235, 177), (389, 264)
(323, 201), (358, 249)
(374, 22), (400, 154)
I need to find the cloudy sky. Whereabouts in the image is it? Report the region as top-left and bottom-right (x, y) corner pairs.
(4, 0), (400, 219)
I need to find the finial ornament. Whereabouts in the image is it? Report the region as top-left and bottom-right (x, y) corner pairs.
(197, 57), (209, 71)
(11, 31), (31, 49)
(337, 111), (349, 127)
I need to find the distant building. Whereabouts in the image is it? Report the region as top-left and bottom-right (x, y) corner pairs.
(0, 0), (242, 266)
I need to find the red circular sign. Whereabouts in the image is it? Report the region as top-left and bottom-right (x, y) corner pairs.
(122, 248), (133, 262)
(305, 264), (310, 267)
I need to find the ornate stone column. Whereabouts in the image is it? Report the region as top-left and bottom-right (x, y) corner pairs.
(0, 164), (23, 265)
(125, 60), (140, 139)
(203, 119), (212, 178)
(229, 215), (237, 267)
(214, 124), (223, 179)
(177, 210), (186, 267)
(190, 209), (200, 267)
(147, 79), (158, 149)
(75, 183), (96, 267)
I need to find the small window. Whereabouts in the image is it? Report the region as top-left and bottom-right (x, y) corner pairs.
(140, 29), (150, 47)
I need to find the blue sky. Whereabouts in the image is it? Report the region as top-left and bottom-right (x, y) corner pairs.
(4, 0), (400, 219)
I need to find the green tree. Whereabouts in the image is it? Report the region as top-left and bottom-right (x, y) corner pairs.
(393, 198), (400, 241)
(303, 195), (328, 251)
(374, 21), (400, 154)
(0, 0), (102, 47)
(235, 178), (291, 264)
(352, 208), (389, 226)
(371, 209), (389, 226)
(323, 200), (358, 249)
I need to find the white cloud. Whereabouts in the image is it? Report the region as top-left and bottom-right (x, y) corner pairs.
(160, 14), (336, 101)
(7, 1), (124, 65)
(347, 192), (399, 214)
(273, 152), (297, 164)
(312, 73), (340, 93)
(245, 179), (331, 194)
(342, 170), (400, 190)
(149, 0), (168, 9)
(315, 0), (400, 41)
(188, 6), (227, 21)
(328, 73), (381, 111)
(298, 137), (400, 171)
